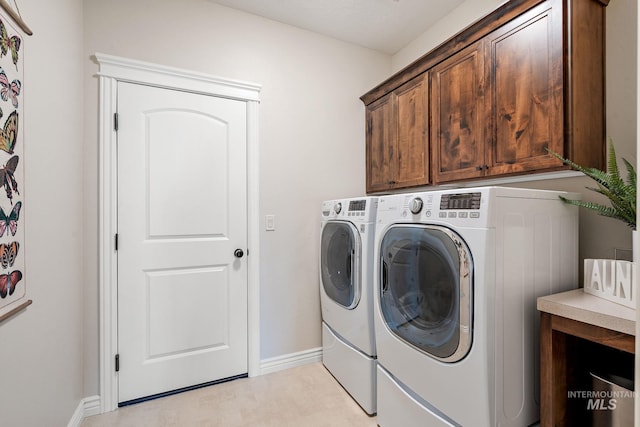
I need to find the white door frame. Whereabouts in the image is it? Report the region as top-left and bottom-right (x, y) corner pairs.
(95, 53), (261, 413)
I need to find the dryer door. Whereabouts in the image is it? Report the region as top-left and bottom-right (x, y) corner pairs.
(321, 221), (361, 309)
(379, 224), (472, 362)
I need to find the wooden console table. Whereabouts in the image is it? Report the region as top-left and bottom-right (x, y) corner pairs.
(538, 289), (635, 426)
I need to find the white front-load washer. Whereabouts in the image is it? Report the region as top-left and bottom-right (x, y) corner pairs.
(320, 197), (378, 415)
(374, 187), (579, 427)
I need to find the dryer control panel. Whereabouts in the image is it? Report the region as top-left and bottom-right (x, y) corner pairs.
(377, 189), (489, 227)
(432, 191), (484, 221)
(378, 186), (578, 231)
(321, 197), (378, 224)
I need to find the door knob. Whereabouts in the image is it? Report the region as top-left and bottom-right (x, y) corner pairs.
(234, 249), (244, 258)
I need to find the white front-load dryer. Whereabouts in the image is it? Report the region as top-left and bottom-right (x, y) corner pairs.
(374, 187), (579, 427)
(320, 197), (378, 415)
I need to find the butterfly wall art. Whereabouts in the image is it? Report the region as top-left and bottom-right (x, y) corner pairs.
(0, 8), (25, 321)
(0, 18), (19, 70)
(0, 240), (17, 269)
(0, 67), (19, 107)
(0, 270), (22, 298)
(0, 200), (20, 237)
(0, 109), (17, 153)
(0, 154), (18, 203)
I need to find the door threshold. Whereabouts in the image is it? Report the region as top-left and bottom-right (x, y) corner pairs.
(118, 373), (249, 407)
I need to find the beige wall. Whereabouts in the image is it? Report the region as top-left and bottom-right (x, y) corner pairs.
(0, 0), (85, 426)
(392, 0), (638, 265)
(392, 0), (504, 73)
(82, 0), (390, 397)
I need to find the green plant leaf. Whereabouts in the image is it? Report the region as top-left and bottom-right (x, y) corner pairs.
(606, 138), (621, 181)
(623, 158), (636, 191)
(547, 141), (636, 230)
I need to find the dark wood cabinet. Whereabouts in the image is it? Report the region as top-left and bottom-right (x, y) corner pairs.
(431, 41), (485, 183)
(484, 0), (565, 178)
(366, 73), (429, 193)
(362, 0), (608, 191)
(366, 93), (394, 192)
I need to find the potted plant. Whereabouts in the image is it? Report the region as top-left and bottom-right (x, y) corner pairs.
(549, 140), (637, 308)
(548, 140), (636, 230)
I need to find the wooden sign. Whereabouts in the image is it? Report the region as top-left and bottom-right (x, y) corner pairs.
(584, 259), (636, 309)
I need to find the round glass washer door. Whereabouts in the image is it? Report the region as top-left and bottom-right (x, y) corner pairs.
(379, 224), (473, 362)
(320, 221), (361, 309)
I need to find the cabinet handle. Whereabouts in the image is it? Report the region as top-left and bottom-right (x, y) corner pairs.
(476, 166), (483, 171)
(476, 165), (489, 171)
(388, 180), (397, 185)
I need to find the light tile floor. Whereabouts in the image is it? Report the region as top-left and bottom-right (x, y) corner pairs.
(81, 363), (378, 427)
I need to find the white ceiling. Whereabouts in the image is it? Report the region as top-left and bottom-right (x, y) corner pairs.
(208, 0), (466, 55)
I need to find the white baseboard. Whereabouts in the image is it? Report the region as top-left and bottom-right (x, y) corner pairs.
(67, 395), (101, 427)
(259, 347), (322, 375)
(83, 395), (102, 417)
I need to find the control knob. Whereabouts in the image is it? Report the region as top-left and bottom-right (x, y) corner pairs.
(409, 197), (423, 214)
(334, 202), (342, 214)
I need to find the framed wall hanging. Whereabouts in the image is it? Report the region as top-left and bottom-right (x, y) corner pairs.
(0, 0), (30, 323)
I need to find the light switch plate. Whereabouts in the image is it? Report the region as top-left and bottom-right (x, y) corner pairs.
(266, 215), (275, 231)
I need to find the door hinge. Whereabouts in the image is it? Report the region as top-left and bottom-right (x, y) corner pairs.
(115, 354), (120, 372)
(115, 233), (118, 251)
(114, 113), (119, 131)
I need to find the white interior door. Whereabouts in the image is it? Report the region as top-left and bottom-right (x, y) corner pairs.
(116, 81), (248, 403)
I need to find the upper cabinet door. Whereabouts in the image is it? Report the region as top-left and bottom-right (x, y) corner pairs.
(431, 41), (485, 183)
(365, 74), (429, 193)
(394, 74), (430, 189)
(366, 93), (395, 193)
(484, 1), (564, 176)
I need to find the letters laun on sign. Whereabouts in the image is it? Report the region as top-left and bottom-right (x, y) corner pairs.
(584, 259), (636, 309)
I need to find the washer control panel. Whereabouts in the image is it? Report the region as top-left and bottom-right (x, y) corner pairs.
(322, 197), (378, 223)
(383, 190), (485, 223)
